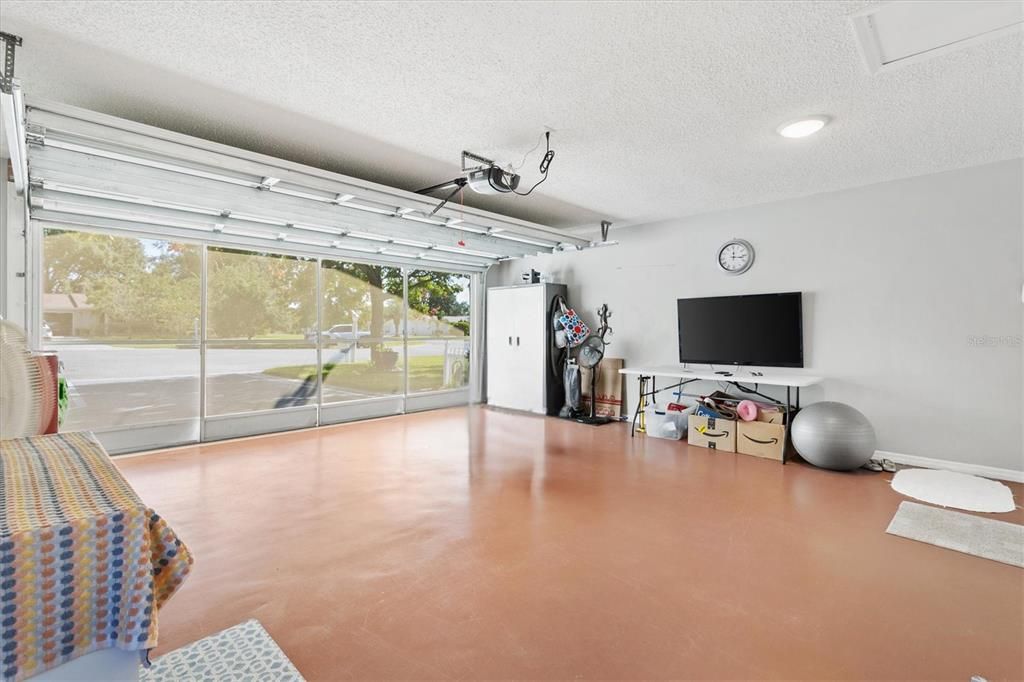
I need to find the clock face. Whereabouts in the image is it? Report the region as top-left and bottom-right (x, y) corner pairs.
(718, 239), (754, 275)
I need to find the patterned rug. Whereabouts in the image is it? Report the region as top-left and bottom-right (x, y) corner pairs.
(140, 620), (305, 681)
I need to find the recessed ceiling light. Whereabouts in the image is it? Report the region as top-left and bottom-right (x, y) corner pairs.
(777, 115), (830, 139)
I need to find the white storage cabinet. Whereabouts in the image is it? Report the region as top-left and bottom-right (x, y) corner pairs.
(486, 283), (566, 414)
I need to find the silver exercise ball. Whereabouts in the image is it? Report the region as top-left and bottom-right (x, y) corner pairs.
(791, 401), (876, 471)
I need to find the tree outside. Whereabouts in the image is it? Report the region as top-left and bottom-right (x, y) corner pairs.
(43, 230), (200, 340)
(43, 231), (471, 344)
(206, 247), (317, 340)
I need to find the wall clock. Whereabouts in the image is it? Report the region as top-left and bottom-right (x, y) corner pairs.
(717, 238), (755, 275)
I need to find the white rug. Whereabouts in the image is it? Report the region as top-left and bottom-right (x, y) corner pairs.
(886, 501), (1024, 568)
(140, 619), (304, 681)
(890, 468), (1015, 513)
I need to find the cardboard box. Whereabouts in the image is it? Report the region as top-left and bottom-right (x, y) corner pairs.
(687, 415), (737, 452)
(756, 409), (784, 425)
(737, 420), (786, 461)
(581, 358), (625, 418)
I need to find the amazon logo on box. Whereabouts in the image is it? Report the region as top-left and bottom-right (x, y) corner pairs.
(687, 415), (736, 453)
(737, 420), (787, 461)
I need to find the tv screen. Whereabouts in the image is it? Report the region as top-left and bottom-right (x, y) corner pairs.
(677, 292), (803, 367)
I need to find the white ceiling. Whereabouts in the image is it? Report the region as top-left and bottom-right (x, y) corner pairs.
(1, 1), (1021, 231)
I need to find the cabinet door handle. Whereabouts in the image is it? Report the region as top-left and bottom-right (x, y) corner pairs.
(508, 336), (513, 346)
(516, 336), (520, 346)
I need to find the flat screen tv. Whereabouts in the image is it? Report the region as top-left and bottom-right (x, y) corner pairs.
(677, 292), (803, 367)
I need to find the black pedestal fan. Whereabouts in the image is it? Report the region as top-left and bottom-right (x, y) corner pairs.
(575, 304), (614, 426)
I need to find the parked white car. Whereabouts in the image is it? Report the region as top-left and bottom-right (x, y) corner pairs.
(305, 324), (371, 346)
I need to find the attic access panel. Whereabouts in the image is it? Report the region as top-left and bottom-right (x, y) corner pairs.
(851, 0), (1024, 74)
(23, 99), (595, 272)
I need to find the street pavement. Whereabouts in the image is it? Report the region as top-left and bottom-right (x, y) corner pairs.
(50, 341), (460, 432)
(45, 340), (458, 382)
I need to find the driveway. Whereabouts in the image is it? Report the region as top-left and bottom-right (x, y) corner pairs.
(61, 373), (382, 432)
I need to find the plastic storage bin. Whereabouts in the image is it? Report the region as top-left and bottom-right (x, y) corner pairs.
(644, 403), (696, 440)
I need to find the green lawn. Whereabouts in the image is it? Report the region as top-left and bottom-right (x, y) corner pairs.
(263, 355), (464, 393)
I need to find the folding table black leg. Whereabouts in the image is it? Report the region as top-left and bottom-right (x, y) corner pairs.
(631, 375), (647, 437)
(784, 385), (791, 464)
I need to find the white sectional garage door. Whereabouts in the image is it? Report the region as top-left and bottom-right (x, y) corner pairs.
(16, 98), (593, 453)
(25, 100), (589, 270)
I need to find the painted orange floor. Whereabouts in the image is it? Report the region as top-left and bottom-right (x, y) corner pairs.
(118, 407), (1023, 680)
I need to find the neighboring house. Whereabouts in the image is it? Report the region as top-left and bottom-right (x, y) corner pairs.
(43, 293), (106, 337)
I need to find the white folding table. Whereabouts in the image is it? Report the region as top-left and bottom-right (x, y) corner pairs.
(619, 364), (822, 461)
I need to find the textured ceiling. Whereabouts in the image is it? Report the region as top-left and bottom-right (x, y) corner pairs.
(1, 1), (1021, 231)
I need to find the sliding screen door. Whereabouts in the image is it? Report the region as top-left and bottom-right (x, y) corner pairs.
(318, 260), (406, 424)
(41, 229), (201, 453)
(204, 247), (318, 440)
(405, 269), (471, 411)
(39, 235), (479, 451)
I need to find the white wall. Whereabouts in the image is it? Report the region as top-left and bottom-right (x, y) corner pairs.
(489, 160), (1024, 474)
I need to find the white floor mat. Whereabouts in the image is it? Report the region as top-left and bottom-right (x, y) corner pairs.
(886, 501), (1024, 568)
(890, 468), (1015, 513)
